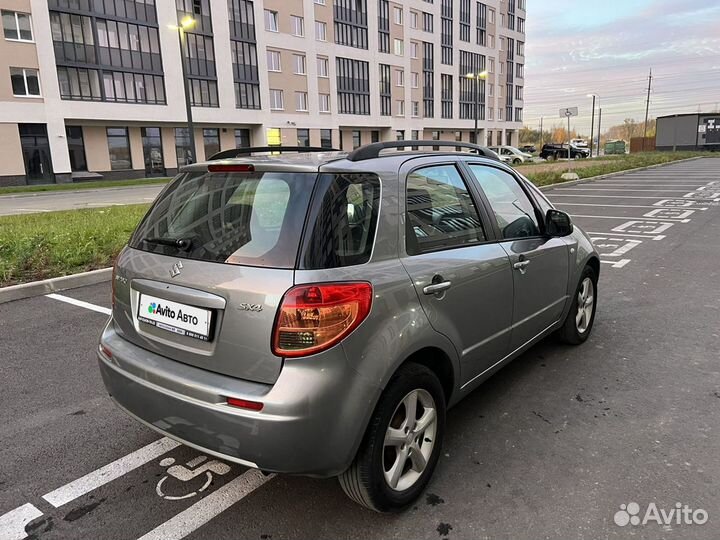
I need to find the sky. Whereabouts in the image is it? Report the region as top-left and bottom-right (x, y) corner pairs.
(524, 1), (720, 136)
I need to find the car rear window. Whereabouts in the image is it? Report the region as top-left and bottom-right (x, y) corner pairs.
(129, 171), (316, 268)
(300, 173), (381, 269)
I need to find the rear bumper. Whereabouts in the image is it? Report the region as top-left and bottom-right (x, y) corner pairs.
(98, 320), (382, 477)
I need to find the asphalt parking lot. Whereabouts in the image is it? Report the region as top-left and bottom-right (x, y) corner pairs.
(1, 158), (719, 540)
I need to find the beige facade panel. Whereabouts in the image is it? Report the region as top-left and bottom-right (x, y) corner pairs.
(0, 122), (25, 175)
(161, 127), (177, 170)
(83, 126), (111, 172)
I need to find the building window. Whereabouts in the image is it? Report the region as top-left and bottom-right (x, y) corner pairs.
(264, 10), (278, 32)
(297, 128), (310, 147)
(411, 72), (419, 88)
(378, 0), (389, 53)
(315, 21), (327, 41)
(488, 8), (495, 24)
(188, 79), (218, 107)
(336, 57), (370, 115)
(290, 15), (304, 36)
(229, 1), (260, 110)
(393, 6), (403, 25)
(412, 101), (420, 117)
(441, 0), (453, 65)
(317, 56), (329, 77)
(394, 38), (404, 56)
(235, 128), (251, 148)
(2, 10), (33, 41)
(371, 130), (380, 143)
(203, 128), (220, 159)
(515, 85), (523, 100)
(460, 0), (470, 42)
(422, 12), (433, 32)
(516, 63), (524, 78)
(410, 41), (419, 58)
(267, 50), (281, 71)
(441, 73), (453, 119)
(319, 93), (331, 112)
(459, 50), (486, 120)
(476, 1), (487, 46)
(107, 127), (132, 170)
(334, 0), (368, 49)
(423, 41), (434, 118)
(320, 129), (332, 148)
(518, 17), (525, 33)
(379, 63), (391, 116)
(517, 41), (524, 57)
(66, 126), (87, 172)
(396, 69), (404, 87)
(410, 11), (418, 28)
(141, 127), (164, 176)
(295, 91), (308, 111)
(293, 54), (306, 75)
(269, 89), (284, 110)
(315, 0), (326, 4)
(175, 127), (194, 167)
(396, 100), (405, 116)
(352, 130), (361, 149)
(10, 67), (40, 97)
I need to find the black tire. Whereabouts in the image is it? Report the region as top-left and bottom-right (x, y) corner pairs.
(338, 363), (446, 512)
(513, 158), (522, 165)
(558, 265), (598, 345)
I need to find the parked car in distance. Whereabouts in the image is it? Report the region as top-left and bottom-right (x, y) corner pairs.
(570, 138), (588, 149)
(521, 144), (537, 153)
(540, 143), (590, 160)
(488, 145), (534, 165)
(98, 141), (600, 513)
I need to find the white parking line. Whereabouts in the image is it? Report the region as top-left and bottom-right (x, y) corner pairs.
(555, 188), (695, 192)
(548, 194), (720, 200)
(600, 259), (631, 268)
(0, 503), (43, 540)
(586, 231), (666, 240)
(136, 470), (274, 540)
(569, 214), (690, 223)
(45, 293), (111, 316)
(553, 202), (707, 210)
(42, 438), (181, 508)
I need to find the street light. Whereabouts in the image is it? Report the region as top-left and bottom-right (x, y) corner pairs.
(465, 70), (488, 145)
(587, 93), (599, 157)
(171, 16), (197, 166)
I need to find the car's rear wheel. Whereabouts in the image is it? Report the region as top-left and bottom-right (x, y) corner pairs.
(339, 363), (446, 512)
(558, 265), (597, 344)
(513, 158), (522, 165)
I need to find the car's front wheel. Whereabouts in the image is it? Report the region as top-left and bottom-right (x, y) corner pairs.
(339, 363), (446, 512)
(558, 265), (598, 344)
(513, 158), (522, 165)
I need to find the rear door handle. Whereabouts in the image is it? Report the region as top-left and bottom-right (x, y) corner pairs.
(423, 281), (452, 295)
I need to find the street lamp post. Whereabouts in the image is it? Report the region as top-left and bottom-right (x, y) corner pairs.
(173, 16), (197, 166)
(465, 71), (488, 145)
(587, 94), (597, 157)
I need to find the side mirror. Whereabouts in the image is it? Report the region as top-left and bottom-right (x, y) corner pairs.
(545, 209), (573, 237)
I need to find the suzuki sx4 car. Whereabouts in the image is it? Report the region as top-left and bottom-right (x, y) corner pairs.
(98, 142), (599, 512)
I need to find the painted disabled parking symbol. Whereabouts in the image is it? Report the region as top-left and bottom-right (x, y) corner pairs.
(612, 221), (674, 235)
(643, 208), (694, 220)
(653, 199), (701, 208)
(591, 237), (642, 258)
(156, 455), (231, 500)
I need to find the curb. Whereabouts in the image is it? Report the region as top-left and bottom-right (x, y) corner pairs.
(0, 268), (112, 305)
(537, 156), (705, 191)
(0, 181), (168, 200)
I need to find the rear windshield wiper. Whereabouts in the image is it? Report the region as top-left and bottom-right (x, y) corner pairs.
(142, 237), (193, 251)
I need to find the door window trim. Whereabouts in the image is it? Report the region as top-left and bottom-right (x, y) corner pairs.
(401, 158), (498, 257)
(459, 160), (547, 241)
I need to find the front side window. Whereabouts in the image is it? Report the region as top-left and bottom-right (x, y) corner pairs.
(131, 171), (316, 268)
(406, 165), (486, 255)
(2, 10), (32, 41)
(468, 165), (540, 239)
(301, 173), (381, 269)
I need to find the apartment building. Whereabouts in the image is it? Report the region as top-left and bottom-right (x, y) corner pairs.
(0, 0), (525, 185)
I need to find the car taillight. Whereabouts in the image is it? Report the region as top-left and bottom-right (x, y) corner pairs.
(272, 282), (372, 358)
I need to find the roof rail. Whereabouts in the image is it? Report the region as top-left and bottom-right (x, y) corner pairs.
(346, 140), (499, 162)
(208, 146), (340, 161)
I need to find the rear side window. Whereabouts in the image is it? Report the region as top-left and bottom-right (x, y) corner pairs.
(129, 171), (316, 268)
(405, 164), (486, 255)
(300, 173), (381, 269)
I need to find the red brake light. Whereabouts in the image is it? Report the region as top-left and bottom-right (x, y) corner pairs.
(272, 282), (373, 358)
(208, 164), (255, 173)
(226, 397), (264, 411)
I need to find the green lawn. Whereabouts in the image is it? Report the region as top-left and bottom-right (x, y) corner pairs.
(0, 204), (149, 287)
(521, 152), (713, 187)
(0, 177), (171, 196)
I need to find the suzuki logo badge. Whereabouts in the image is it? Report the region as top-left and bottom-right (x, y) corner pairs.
(170, 261), (183, 278)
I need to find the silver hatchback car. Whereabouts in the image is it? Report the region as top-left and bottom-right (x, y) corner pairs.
(98, 141), (599, 512)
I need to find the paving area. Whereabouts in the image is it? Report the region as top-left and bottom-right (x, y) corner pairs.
(0, 158), (719, 539)
(0, 184), (164, 216)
